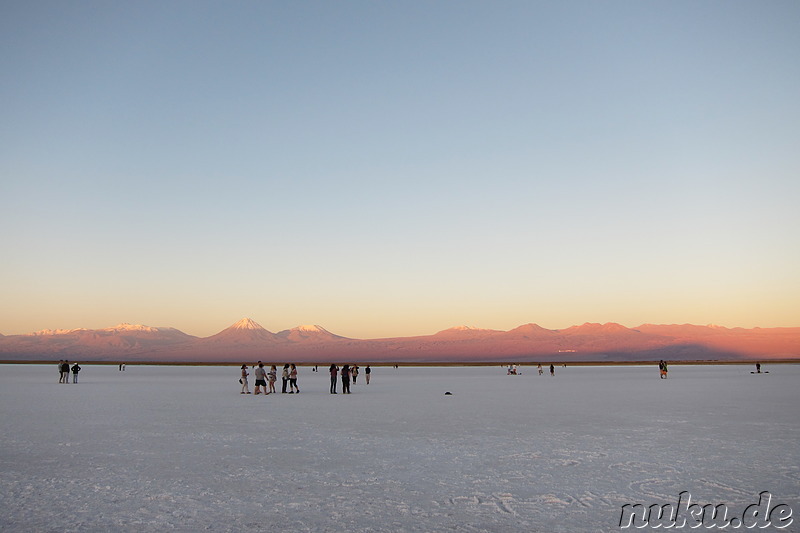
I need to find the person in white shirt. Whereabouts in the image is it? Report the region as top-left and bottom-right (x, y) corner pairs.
(240, 364), (250, 394)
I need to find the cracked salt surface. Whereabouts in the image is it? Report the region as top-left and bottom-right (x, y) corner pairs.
(1, 364), (798, 532)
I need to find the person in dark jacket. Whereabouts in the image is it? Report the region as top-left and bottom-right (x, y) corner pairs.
(329, 364), (338, 394)
(71, 363), (81, 383)
(341, 365), (351, 394)
(281, 364), (290, 393)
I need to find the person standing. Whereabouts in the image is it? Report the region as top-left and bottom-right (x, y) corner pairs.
(281, 364), (290, 393)
(254, 363), (269, 395)
(58, 361), (65, 383)
(288, 364), (299, 393)
(240, 364), (251, 394)
(365, 365), (371, 384)
(537, 364), (543, 376)
(62, 361), (71, 384)
(329, 364), (339, 394)
(341, 364), (351, 394)
(268, 365), (277, 394)
(351, 365), (359, 384)
(549, 364), (555, 377)
(71, 362), (81, 383)
(662, 360), (669, 379)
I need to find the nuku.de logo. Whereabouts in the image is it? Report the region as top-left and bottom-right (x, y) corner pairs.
(619, 491), (793, 529)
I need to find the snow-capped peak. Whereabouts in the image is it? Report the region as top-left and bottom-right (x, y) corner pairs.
(103, 323), (160, 333)
(441, 326), (494, 332)
(435, 325), (498, 336)
(29, 328), (88, 336)
(292, 325), (330, 334)
(229, 318), (265, 331)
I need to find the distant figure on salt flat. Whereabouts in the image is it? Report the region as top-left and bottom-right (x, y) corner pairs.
(61, 361), (71, 384)
(268, 365), (277, 394)
(58, 360), (65, 383)
(365, 365), (371, 384)
(352, 365), (359, 384)
(329, 364), (339, 394)
(341, 364), (351, 394)
(549, 364), (555, 377)
(240, 364), (250, 394)
(71, 363), (81, 383)
(289, 364), (299, 393)
(254, 363), (269, 395)
(662, 360), (669, 379)
(281, 364), (290, 393)
(756, 362), (761, 374)
(659, 360), (666, 379)
(538, 364), (543, 376)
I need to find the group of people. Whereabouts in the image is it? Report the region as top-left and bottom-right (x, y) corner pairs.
(238, 363), (372, 395)
(659, 360), (669, 378)
(329, 364), (371, 394)
(240, 362), (300, 395)
(57, 360), (81, 383)
(533, 364), (556, 376)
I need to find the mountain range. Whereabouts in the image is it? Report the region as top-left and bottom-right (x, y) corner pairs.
(1, 318), (798, 363)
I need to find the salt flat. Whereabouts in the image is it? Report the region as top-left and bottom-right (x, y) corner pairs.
(1, 364), (798, 532)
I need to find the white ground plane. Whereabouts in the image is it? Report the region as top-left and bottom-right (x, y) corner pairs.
(1, 364), (798, 532)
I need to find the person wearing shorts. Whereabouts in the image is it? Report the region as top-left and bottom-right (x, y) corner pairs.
(254, 363), (269, 394)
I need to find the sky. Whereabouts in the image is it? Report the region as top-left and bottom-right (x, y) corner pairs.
(1, 1), (799, 339)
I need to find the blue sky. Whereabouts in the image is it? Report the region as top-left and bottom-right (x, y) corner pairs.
(1, 1), (798, 337)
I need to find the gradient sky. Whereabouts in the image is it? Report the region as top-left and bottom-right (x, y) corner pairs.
(2, 1), (799, 338)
